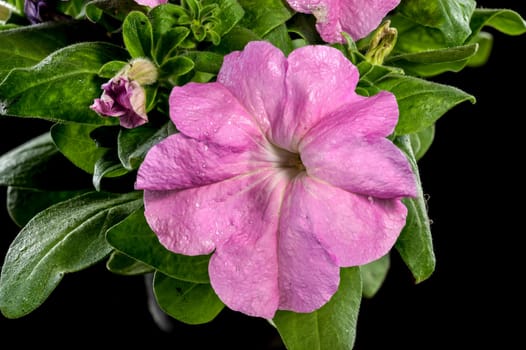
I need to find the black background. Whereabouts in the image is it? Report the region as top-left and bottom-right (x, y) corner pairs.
(1, 1), (524, 348)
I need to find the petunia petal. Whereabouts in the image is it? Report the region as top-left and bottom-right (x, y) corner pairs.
(300, 92), (417, 198)
(135, 133), (264, 191)
(277, 175), (341, 312)
(273, 45), (361, 151)
(134, 0), (168, 8)
(287, 0), (400, 43)
(283, 176), (408, 268)
(142, 169), (290, 318)
(169, 82), (264, 150)
(216, 41), (288, 135)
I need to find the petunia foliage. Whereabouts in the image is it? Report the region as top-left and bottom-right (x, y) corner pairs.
(0, 0), (524, 349)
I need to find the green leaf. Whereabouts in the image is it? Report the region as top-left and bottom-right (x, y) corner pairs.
(202, 0), (245, 37)
(92, 149), (130, 191)
(85, 0), (145, 23)
(154, 27), (191, 64)
(387, 43), (479, 77)
(153, 271), (224, 325)
(360, 254), (390, 299)
(182, 50), (224, 74)
(469, 8), (526, 38)
(0, 41), (128, 124)
(394, 135), (435, 283)
(0, 132), (91, 189)
(274, 267), (362, 350)
(160, 55), (195, 83)
(56, 0), (88, 19)
(122, 10), (154, 59)
(263, 23), (294, 56)
(375, 73), (476, 134)
(392, 0), (476, 52)
(106, 207), (211, 283)
(212, 24), (260, 54)
(117, 121), (176, 170)
(97, 60), (129, 78)
(51, 123), (109, 174)
(409, 124), (435, 161)
(106, 250), (154, 275)
(0, 21), (107, 81)
(149, 3), (187, 40)
(6, 186), (89, 227)
(466, 31), (493, 67)
(238, 0), (293, 37)
(0, 191), (142, 318)
(286, 13), (321, 45)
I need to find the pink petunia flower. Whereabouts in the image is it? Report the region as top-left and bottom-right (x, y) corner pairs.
(135, 41), (417, 318)
(134, 0), (168, 8)
(287, 0), (400, 43)
(90, 76), (148, 129)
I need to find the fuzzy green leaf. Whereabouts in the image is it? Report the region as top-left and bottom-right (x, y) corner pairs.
(0, 191), (142, 318)
(153, 271), (224, 325)
(469, 8), (526, 38)
(395, 135), (436, 283)
(392, 0), (476, 52)
(0, 132), (91, 189)
(117, 122), (176, 171)
(0, 42), (128, 124)
(122, 10), (153, 59)
(51, 123), (109, 174)
(106, 250), (154, 276)
(361, 254), (390, 299)
(6, 186), (88, 227)
(274, 267), (362, 350)
(387, 43), (479, 77)
(106, 207), (211, 283)
(0, 21), (106, 81)
(376, 73), (476, 134)
(238, 0), (292, 37)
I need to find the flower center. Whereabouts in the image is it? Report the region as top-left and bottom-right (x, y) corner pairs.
(282, 152), (306, 171)
(266, 143), (306, 173)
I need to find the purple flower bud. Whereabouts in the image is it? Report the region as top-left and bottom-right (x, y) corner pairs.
(24, 0), (49, 24)
(24, 0), (70, 24)
(90, 76), (149, 129)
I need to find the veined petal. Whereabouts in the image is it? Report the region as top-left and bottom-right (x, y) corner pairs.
(300, 93), (416, 199)
(275, 45), (361, 151)
(277, 175), (340, 312)
(217, 41), (288, 135)
(134, 0), (168, 7)
(337, 0), (400, 41)
(170, 82), (265, 150)
(283, 176), (408, 268)
(287, 0), (400, 43)
(143, 169), (290, 318)
(135, 133), (264, 191)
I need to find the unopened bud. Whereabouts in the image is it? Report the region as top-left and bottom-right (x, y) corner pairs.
(122, 58), (158, 85)
(365, 21), (397, 66)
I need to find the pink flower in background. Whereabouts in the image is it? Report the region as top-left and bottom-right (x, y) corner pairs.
(135, 41), (416, 318)
(90, 76), (148, 129)
(134, 0), (168, 7)
(287, 0), (400, 43)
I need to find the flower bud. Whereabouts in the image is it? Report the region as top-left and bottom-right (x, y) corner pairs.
(24, 0), (69, 24)
(90, 76), (148, 129)
(365, 21), (398, 65)
(122, 58), (159, 86)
